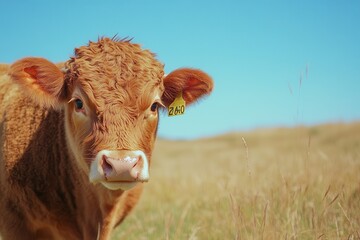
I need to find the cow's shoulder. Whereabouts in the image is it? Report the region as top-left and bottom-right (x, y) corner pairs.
(2, 105), (63, 180)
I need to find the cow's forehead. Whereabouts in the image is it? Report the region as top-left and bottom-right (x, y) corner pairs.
(65, 38), (164, 107)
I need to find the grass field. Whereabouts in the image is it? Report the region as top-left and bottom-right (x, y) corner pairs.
(113, 122), (360, 240)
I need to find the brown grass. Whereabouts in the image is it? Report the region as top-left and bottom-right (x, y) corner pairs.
(113, 122), (360, 240)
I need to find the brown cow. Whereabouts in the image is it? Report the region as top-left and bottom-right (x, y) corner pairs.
(0, 37), (213, 239)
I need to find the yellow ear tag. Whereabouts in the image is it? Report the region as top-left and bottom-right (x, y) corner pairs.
(168, 92), (186, 117)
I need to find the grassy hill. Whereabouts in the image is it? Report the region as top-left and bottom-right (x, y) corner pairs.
(114, 122), (360, 240)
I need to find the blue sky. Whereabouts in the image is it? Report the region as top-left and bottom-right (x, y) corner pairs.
(1, 0), (359, 139)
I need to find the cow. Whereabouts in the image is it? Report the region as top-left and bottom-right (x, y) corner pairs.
(0, 37), (213, 239)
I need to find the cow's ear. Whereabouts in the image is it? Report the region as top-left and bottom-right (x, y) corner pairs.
(9, 57), (67, 108)
(162, 68), (213, 107)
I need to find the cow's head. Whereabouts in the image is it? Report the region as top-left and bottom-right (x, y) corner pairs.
(9, 37), (213, 191)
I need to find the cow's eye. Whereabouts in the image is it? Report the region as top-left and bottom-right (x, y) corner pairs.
(74, 99), (84, 111)
(150, 102), (158, 112)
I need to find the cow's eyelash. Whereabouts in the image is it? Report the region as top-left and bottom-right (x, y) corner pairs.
(68, 97), (84, 104)
(156, 100), (165, 108)
(151, 99), (165, 108)
(68, 98), (77, 104)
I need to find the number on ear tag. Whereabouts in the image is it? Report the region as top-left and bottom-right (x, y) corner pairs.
(168, 92), (186, 117)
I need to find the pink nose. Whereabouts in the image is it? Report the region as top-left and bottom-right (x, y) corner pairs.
(101, 152), (145, 182)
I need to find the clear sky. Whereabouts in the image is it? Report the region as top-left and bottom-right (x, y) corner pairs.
(1, 0), (359, 139)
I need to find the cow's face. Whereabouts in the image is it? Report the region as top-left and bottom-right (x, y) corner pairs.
(9, 38), (213, 191)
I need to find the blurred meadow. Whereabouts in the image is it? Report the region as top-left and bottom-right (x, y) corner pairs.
(114, 122), (360, 240)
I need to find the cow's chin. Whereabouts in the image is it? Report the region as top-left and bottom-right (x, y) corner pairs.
(101, 181), (139, 191)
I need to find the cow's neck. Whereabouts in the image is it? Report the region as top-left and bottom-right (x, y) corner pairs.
(69, 170), (125, 238)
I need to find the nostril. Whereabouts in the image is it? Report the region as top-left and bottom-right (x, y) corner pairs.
(131, 155), (141, 167)
(131, 155), (143, 178)
(102, 155), (113, 179)
(132, 160), (138, 168)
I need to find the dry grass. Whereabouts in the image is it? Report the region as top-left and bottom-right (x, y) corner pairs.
(113, 122), (360, 240)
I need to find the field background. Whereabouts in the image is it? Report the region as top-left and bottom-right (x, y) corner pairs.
(114, 122), (360, 240)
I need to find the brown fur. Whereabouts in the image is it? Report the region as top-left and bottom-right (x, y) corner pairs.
(0, 37), (213, 239)
(0, 64), (9, 75)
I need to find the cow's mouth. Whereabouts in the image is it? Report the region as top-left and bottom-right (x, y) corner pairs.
(101, 181), (140, 191)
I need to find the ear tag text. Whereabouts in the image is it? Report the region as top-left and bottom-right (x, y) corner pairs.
(168, 92), (186, 117)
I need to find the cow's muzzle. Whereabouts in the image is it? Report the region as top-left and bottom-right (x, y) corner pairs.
(89, 150), (149, 190)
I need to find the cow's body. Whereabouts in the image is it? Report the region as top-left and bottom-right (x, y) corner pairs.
(0, 38), (213, 239)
